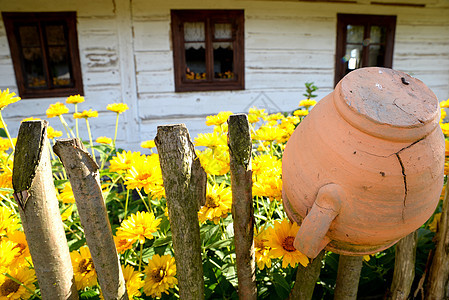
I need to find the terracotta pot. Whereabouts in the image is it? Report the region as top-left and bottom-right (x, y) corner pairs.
(282, 67), (445, 258)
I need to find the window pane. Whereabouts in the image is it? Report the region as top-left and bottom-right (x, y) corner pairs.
(370, 26), (386, 44)
(343, 45), (363, 75)
(368, 44), (385, 66)
(18, 25), (46, 88)
(184, 22), (204, 42)
(185, 45), (206, 81)
(214, 23), (232, 39)
(45, 24), (66, 45)
(213, 42), (234, 79)
(346, 25), (364, 43)
(48, 46), (72, 86)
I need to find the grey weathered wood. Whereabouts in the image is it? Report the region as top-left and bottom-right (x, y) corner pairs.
(155, 124), (206, 300)
(228, 114), (257, 300)
(289, 250), (325, 300)
(426, 180), (449, 299)
(12, 121), (78, 300)
(334, 255), (363, 300)
(53, 138), (128, 300)
(387, 231), (418, 300)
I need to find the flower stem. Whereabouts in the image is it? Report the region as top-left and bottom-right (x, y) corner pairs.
(136, 188), (151, 212)
(85, 118), (96, 162)
(58, 115), (75, 138)
(0, 111), (15, 151)
(75, 103), (79, 139)
(138, 242), (143, 272)
(124, 189), (130, 218)
(113, 113), (120, 147)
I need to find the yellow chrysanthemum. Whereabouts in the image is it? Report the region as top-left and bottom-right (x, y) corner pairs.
(440, 99), (449, 108)
(66, 94), (85, 104)
(248, 107), (268, 122)
(124, 154), (165, 198)
(113, 236), (134, 254)
(252, 154), (282, 177)
(194, 132), (227, 149)
(213, 123), (228, 134)
(58, 182), (75, 204)
(0, 206), (20, 237)
(141, 140), (156, 149)
(293, 109), (309, 117)
(0, 89), (21, 110)
(115, 211), (161, 244)
(61, 204), (74, 221)
(0, 239), (20, 273)
(8, 230), (30, 267)
(299, 99), (317, 108)
(71, 246), (98, 290)
(267, 219), (309, 268)
(198, 183), (232, 224)
(254, 125), (286, 142)
(107, 103), (129, 114)
(428, 212), (441, 232)
(0, 265), (36, 300)
(253, 175), (283, 201)
(47, 126), (63, 140)
(21, 117), (41, 122)
(254, 228), (273, 270)
(441, 108), (447, 122)
(109, 151), (143, 174)
(266, 113), (284, 122)
(205, 111), (233, 126)
(143, 254), (178, 298)
(442, 123), (449, 137)
(0, 170), (12, 196)
(122, 265), (144, 298)
(197, 148), (230, 176)
(0, 138), (12, 152)
(46, 102), (69, 118)
(96, 136), (112, 144)
(73, 109), (98, 119)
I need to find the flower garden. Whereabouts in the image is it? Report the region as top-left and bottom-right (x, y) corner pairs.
(0, 86), (448, 299)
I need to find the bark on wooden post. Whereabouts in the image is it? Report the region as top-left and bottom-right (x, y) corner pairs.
(289, 250), (325, 300)
(12, 121), (78, 300)
(155, 124), (206, 300)
(333, 255), (363, 300)
(426, 180), (449, 299)
(53, 139), (128, 300)
(387, 231), (418, 300)
(228, 114), (257, 299)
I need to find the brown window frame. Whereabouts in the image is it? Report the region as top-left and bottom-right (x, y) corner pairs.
(2, 12), (84, 99)
(171, 10), (244, 92)
(335, 14), (396, 86)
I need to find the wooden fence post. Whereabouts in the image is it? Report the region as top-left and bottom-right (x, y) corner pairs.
(228, 114), (257, 299)
(289, 250), (325, 300)
(387, 231), (418, 300)
(426, 180), (449, 299)
(53, 138), (128, 300)
(333, 255), (363, 300)
(155, 124), (206, 300)
(12, 121), (78, 299)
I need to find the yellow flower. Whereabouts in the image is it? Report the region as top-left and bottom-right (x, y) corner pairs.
(254, 125), (286, 142)
(0, 89), (21, 110)
(0, 206), (20, 237)
(109, 151), (142, 174)
(8, 230), (31, 267)
(0, 169), (12, 196)
(66, 94), (85, 104)
(141, 140), (156, 149)
(0, 138), (12, 152)
(198, 183), (232, 224)
(213, 123), (228, 134)
(115, 211), (161, 244)
(61, 204), (74, 221)
(113, 236), (134, 254)
(440, 99), (449, 108)
(442, 123), (449, 137)
(428, 213), (441, 232)
(267, 219), (309, 268)
(266, 113), (284, 122)
(21, 117), (41, 122)
(252, 154), (282, 177)
(197, 148), (230, 176)
(253, 175), (283, 201)
(194, 132), (227, 149)
(143, 254), (178, 298)
(122, 265), (144, 298)
(441, 108), (447, 122)
(73, 109), (98, 119)
(71, 246), (98, 290)
(46, 102), (69, 118)
(293, 109), (309, 117)
(0, 239), (20, 273)
(254, 228), (273, 270)
(0, 265), (36, 300)
(47, 126), (63, 139)
(58, 182), (75, 204)
(205, 111), (233, 126)
(96, 136), (112, 144)
(248, 107), (268, 122)
(299, 99), (317, 108)
(107, 103), (129, 114)
(124, 154), (165, 198)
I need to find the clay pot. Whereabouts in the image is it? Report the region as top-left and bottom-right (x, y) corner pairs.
(282, 67), (445, 258)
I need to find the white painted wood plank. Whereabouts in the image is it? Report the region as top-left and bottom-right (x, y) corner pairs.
(135, 51), (173, 72)
(246, 50), (334, 70)
(136, 71), (174, 93)
(133, 21), (171, 51)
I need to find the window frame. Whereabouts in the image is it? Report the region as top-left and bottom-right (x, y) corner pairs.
(2, 11), (84, 99)
(171, 10), (245, 92)
(334, 13), (397, 86)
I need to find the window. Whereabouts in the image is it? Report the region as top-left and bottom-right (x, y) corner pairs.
(171, 10), (244, 92)
(2, 12), (83, 98)
(335, 14), (396, 86)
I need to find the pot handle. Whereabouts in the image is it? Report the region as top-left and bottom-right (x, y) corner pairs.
(293, 183), (345, 258)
